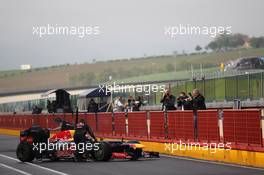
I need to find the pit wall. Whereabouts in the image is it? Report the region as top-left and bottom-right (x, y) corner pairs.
(0, 109), (264, 168)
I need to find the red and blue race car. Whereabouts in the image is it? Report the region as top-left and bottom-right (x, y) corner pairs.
(16, 125), (159, 162)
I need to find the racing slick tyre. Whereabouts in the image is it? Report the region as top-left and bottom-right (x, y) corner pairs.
(49, 152), (59, 162)
(93, 142), (112, 161)
(16, 142), (35, 162)
(130, 148), (142, 161)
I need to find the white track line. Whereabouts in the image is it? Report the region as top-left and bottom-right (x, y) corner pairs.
(161, 154), (264, 171)
(0, 154), (69, 175)
(0, 163), (32, 175)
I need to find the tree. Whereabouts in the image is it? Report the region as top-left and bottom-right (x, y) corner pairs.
(206, 32), (248, 51)
(207, 41), (218, 51)
(250, 37), (264, 48)
(195, 45), (202, 53)
(228, 33), (247, 48)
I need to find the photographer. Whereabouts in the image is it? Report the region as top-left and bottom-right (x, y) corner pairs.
(177, 92), (193, 110)
(160, 89), (176, 111)
(125, 96), (136, 112)
(188, 89), (206, 110)
(113, 96), (124, 112)
(186, 89), (206, 141)
(133, 96), (142, 111)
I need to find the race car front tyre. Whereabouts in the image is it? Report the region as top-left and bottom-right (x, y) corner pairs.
(93, 142), (112, 161)
(16, 142), (35, 162)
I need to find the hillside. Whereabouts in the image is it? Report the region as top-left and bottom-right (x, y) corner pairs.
(0, 48), (264, 94)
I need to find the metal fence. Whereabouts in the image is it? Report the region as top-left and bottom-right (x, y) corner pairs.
(168, 71), (264, 103)
(2, 70), (264, 112)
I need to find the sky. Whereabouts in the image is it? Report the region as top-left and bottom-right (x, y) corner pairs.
(0, 0), (263, 70)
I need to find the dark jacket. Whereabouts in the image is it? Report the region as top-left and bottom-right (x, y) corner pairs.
(61, 121), (74, 131)
(74, 124), (96, 143)
(177, 95), (193, 110)
(192, 94), (206, 110)
(87, 101), (98, 113)
(160, 94), (176, 110)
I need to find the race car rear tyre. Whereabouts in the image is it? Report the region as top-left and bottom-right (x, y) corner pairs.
(130, 148), (142, 161)
(93, 142), (112, 161)
(16, 142), (35, 162)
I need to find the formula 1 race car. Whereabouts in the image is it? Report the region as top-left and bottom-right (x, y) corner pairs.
(16, 125), (159, 162)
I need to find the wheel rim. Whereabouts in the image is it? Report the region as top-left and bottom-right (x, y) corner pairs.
(94, 144), (105, 160)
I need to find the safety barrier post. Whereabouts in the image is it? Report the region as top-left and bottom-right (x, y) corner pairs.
(112, 112), (114, 136)
(147, 111), (150, 138)
(164, 110), (168, 139)
(125, 112), (128, 137)
(218, 110), (224, 143)
(262, 110), (264, 146)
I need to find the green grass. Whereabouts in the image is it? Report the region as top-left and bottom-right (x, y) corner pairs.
(114, 67), (219, 83)
(0, 48), (264, 93)
(0, 70), (25, 78)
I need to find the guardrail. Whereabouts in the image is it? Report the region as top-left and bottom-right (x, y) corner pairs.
(223, 109), (263, 148)
(0, 109), (263, 151)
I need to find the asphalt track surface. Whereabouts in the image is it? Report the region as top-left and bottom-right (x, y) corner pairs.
(0, 134), (263, 175)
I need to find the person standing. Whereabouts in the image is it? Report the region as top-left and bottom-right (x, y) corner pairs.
(160, 89), (176, 111)
(113, 96), (124, 112)
(125, 96), (136, 112)
(87, 99), (98, 113)
(177, 92), (193, 110)
(191, 89), (206, 110)
(187, 89), (206, 141)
